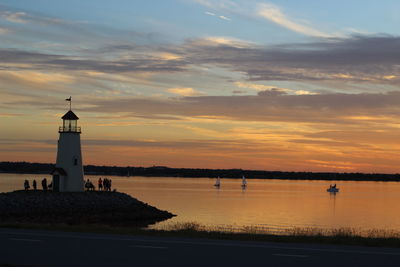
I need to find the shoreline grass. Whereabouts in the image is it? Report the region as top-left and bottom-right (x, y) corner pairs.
(2, 222), (400, 248)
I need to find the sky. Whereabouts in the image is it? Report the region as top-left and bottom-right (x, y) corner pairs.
(1, 0), (400, 173)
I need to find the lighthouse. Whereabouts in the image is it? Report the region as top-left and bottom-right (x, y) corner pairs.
(51, 98), (84, 192)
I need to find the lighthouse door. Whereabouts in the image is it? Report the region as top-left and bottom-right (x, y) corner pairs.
(53, 175), (60, 192)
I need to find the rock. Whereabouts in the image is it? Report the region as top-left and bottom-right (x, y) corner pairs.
(0, 190), (175, 227)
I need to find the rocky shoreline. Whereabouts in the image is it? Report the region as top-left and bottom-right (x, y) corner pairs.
(0, 190), (174, 227)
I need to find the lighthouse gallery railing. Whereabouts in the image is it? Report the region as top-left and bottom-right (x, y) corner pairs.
(59, 126), (81, 133)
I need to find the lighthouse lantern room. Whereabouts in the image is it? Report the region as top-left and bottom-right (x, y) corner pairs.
(52, 100), (84, 192)
(61, 110), (80, 133)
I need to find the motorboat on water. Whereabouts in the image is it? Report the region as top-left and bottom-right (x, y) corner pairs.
(214, 177), (221, 187)
(327, 184), (339, 193)
(327, 187), (339, 193)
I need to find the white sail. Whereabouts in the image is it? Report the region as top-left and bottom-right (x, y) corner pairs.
(214, 176), (221, 187)
(242, 176), (247, 187)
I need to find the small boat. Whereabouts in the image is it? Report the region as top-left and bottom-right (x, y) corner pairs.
(241, 176), (247, 188)
(327, 185), (339, 193)
(327, 188), (339, 193)
(214, 176), (221, 187)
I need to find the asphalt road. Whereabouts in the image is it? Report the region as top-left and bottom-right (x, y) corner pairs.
(1, 228), (400, 267)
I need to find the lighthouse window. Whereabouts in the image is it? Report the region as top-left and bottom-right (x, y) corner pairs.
(74, 158), (78, 166)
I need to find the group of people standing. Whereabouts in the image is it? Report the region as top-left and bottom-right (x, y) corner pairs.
(84, 177), (113, 191)
(24, 178), (50, 191)
(98, 177), (112, 191)
(24, 177), (113, 192)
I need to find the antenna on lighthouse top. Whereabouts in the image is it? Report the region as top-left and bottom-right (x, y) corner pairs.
(65, 96), (72, 110)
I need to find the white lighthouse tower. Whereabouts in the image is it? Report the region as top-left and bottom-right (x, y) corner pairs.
(52, 98), (84, 192)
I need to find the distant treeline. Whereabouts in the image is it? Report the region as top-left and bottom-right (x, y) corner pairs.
(1, 161), (400, 181)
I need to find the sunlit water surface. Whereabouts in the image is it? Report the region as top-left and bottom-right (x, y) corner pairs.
(2, 173), (400, 232)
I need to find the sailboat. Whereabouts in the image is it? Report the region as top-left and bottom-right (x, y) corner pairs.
(241, 176), (247, 189)
(214, 176), (221, 187)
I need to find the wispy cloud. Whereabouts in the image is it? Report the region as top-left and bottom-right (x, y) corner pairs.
(219, 15), (231, 21)
(235, 81), (286, 91)
(257, 3), (332, 38)
(183, 35), (400, 84)
(67, 91), (400, 125)
(235, 81), (316, 95)
(2, 34), (400, 85)
(194, 0), (239, 10)
(189, 36), (253, 48)
(0, 11), (27, 23)
(167, 87), (204, 96)
(0, 10), (64, 25)
(0, 27), (10, 34)
(205, 11), (231, 21)
(196, 1), (333, 37)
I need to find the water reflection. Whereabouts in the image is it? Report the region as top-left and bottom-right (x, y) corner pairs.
(329, 191), (337, 216)
(2, 173), (400, 232)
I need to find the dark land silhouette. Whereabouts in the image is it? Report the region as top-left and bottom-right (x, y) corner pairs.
(0, 190), (174, 226)
(1, 161), (400, 181)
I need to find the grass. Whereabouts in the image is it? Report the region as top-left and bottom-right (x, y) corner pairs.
(2, 221), (400, 248)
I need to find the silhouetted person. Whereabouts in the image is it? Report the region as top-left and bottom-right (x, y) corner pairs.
(32, 179), (37, 190)
(85, 179), (95, 191)
(41, 178), (47, 191)
(24, 180), (30, 191)
(85, 179), (90, 191)
(98, 178), (103, 191)
(103, 178), (109, 191)
(89, 181), (95, 191)
(104, 178), (111, 191)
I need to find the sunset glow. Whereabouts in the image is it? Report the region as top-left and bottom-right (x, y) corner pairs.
(1, 0), (400, 172)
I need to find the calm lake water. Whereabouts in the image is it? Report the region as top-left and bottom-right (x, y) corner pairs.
(2, 173), (400, 232)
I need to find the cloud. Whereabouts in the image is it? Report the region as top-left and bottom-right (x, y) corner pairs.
(0, 137), (277, 154)
(232, 90), (247, 94)
(181, 35), (400, 84)
(295, 90), (317, 95)
(219, 15), (231, 21)
(0, 27), (10, 34)
(0, 113), (22, 117)
(194, 0), (239, 10)
(0, 11), (27, 23)
(1, 8), (400, 87)
(0, 70), (73, 84)
(82, 139), (258, 151)
(63, 91), (400, 125)
(257, 88), (287, 97)
(204, 8), (232, 21)
(167, 87), (204, 96)
(0, 48), (188, 73)
(257, 3), (332, 38)
(155, 52), (182, 60)
(3, 4), (400, 172)
(187, 36), (254, 48)
(0, 10), (64, 25)
(235, 81), (292, 92)
(196, 1), (332, 37)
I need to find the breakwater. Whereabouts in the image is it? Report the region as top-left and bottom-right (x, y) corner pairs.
(0, 190), (174, 226)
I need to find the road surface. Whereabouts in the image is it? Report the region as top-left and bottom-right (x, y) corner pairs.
(1, 228), (400, 266)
